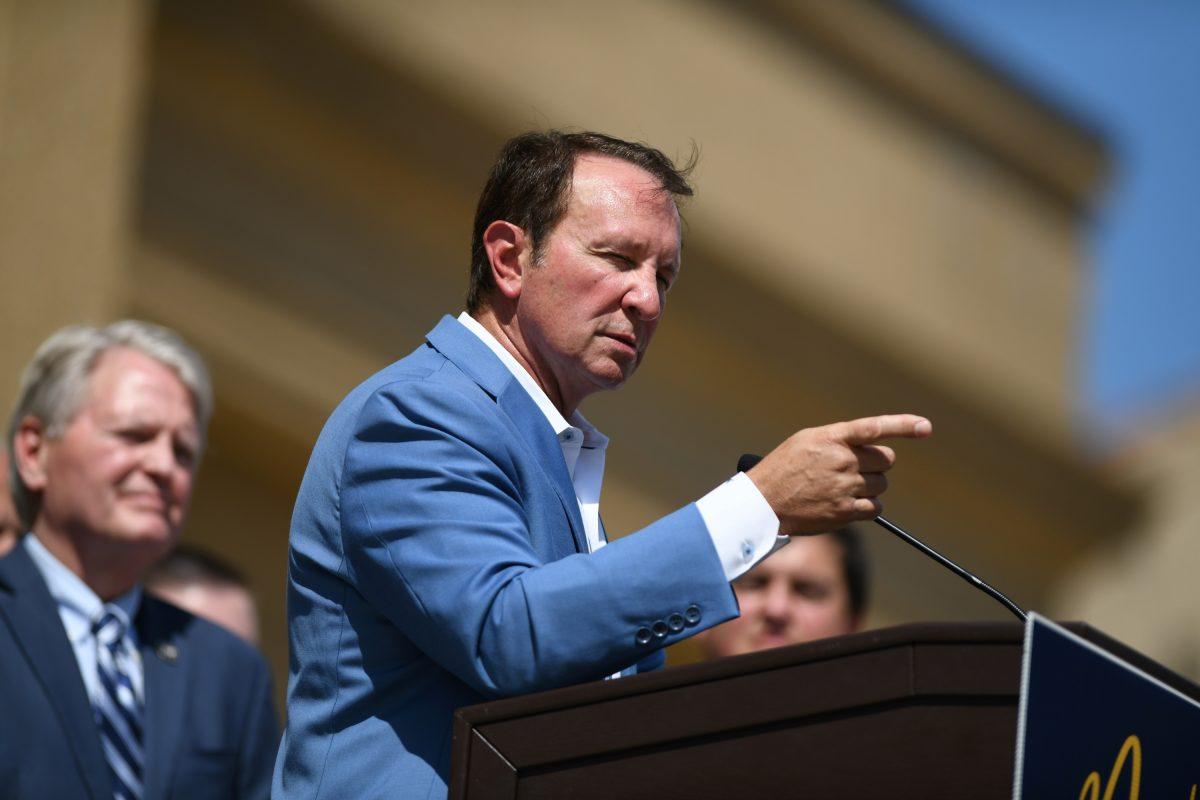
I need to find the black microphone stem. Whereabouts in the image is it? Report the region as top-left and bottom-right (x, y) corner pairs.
(871, 515), (1027, 622)
(736, 453), (1027, 622)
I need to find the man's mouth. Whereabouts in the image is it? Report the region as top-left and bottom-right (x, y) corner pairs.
(602, 331), (638, 353)
(120, 491), (168, 513)
(756, 632), (792, 649)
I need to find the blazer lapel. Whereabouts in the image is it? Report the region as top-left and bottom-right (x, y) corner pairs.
(497, 380), (588, 555)
(426, 316), (589, 555)
(137, 597), (189, 800)
(0, 546), (112, 800)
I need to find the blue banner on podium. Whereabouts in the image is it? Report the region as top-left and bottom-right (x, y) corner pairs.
(1014, 614), (1200, 799)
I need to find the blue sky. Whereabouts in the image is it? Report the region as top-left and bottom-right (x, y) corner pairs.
(898, 0), (1200, 441)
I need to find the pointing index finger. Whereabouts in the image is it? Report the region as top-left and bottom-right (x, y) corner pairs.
(836, 415), (932, 446)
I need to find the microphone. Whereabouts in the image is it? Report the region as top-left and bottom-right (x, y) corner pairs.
(736, 453), (1027, 622)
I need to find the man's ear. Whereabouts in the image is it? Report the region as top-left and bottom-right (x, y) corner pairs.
(12, 416), (50, 493)
(482, 220), (532, 302)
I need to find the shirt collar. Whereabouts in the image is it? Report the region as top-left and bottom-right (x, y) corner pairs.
(457, 312), (608, 449)
(23, 534), (143, 645)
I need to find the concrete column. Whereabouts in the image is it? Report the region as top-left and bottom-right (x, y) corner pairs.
(0, 0), (149, 412)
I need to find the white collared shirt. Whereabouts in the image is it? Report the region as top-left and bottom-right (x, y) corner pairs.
(458, 312), (783, 578)
(24, 534), (145, 706)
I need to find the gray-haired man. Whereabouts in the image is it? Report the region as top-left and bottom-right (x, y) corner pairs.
(0, 321), (278, 800)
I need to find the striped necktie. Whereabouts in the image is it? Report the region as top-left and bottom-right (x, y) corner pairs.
(92, 608), (144, 800)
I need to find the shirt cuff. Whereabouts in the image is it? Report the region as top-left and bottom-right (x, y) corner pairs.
(695, 471), (787, 582)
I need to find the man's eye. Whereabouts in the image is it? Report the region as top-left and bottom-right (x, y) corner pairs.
(794, 581), (830, 600)
(174, 443), (196, 467)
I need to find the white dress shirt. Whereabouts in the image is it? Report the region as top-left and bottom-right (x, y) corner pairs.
(23, 534), (145, 707)
(457, 312), (784, 579)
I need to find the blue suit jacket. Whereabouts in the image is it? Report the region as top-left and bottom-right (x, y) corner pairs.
(0, 541), (279, 800)
(273, 316), (739, 799)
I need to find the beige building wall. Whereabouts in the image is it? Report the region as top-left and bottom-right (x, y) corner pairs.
(1052, 404), (1200, 678)
(4, 0), (1179, 699)
(0, 0), (148, 396)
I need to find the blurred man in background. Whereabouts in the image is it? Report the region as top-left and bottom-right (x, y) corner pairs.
(698, 529), (867, 659)
(0, 321), (277, 800)
(144, 544), (261, 645)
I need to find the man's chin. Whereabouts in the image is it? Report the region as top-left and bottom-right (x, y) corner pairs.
(107, 514), (178, 547)
(607, 352), (644, 381)
(581, 364), (634, 395)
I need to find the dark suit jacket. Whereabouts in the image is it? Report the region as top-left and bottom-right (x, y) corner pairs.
(0, 541), (279, 800)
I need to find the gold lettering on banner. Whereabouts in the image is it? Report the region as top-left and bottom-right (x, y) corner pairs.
(1078, 735), (1142, 800)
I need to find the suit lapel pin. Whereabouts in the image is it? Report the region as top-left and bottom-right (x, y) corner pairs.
(156, 642), (179, 663)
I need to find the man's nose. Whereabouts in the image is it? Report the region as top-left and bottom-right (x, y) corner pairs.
(623, 268), (662, 321)
(141, 433), (176, 477)
(761, 581), (793, 621)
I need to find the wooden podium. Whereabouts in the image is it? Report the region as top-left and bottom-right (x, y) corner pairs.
(450, 622), (1199, 799)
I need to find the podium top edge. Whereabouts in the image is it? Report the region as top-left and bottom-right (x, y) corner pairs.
(456, 620), (1039, 726)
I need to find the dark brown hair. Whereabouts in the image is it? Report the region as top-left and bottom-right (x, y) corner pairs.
(466, 130), (696, 312)
(833, 527), (869, 618)
(144, 544), (249, 591)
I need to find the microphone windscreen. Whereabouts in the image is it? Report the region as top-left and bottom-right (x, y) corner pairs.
(736, 453), (763, 473)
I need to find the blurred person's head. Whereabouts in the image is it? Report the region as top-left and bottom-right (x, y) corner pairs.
(699, 529), (868, 659)
(7, 321), (212, 599)
(144, 545), (260, 645)
(0, 451), (19, 556)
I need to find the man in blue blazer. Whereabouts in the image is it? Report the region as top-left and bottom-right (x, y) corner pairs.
(0, 321), (278, 800)
(275, 130), (931, 798)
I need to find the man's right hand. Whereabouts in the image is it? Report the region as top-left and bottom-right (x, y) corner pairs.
(745, 414), (932, 536)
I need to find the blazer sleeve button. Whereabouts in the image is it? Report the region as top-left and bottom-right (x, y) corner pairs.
(684, 604), (702, 625)
(635, 627), (653, 645)
(666, 613), (685, 633)
(651, 621), (669, 640)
